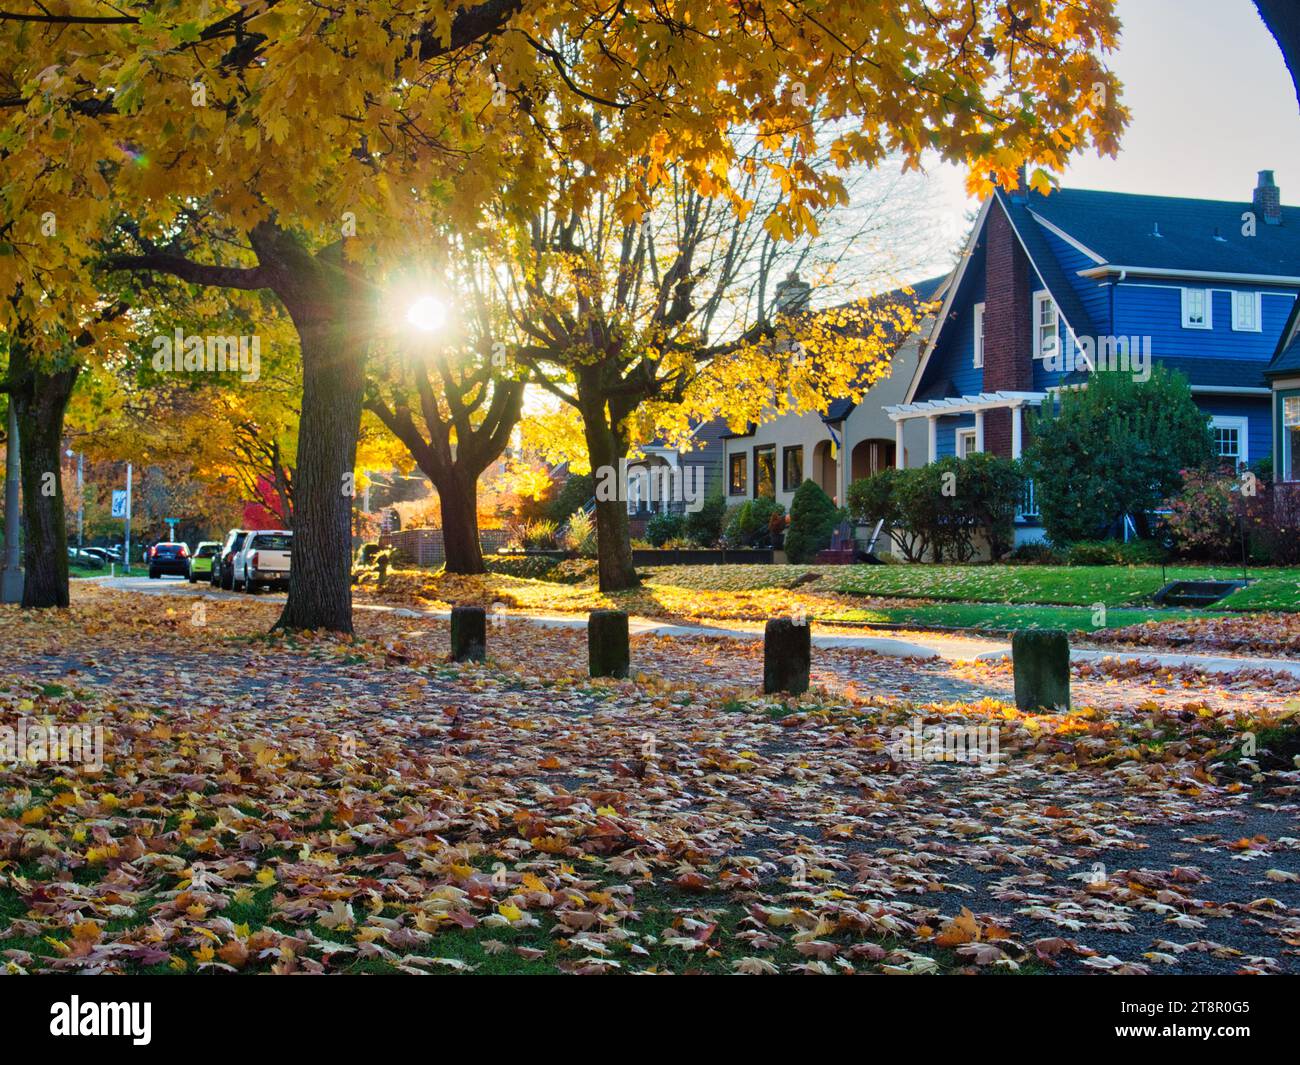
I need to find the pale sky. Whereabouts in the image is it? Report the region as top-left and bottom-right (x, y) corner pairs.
(922, 0), (1300, 271)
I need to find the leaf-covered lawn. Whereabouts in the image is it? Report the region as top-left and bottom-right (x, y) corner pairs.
(2, 586), (1298, 975)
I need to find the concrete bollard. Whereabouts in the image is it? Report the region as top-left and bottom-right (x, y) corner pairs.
(764, 617), (810, 695)
(1012, 629), (1070, 711)
(588, 609), (630, 679)
(450, 604), (487, 663)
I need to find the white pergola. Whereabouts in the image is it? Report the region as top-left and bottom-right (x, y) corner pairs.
(884, 391), (1046, 465)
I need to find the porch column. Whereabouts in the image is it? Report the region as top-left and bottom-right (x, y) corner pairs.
(1011, 404), (1023, 459)
(974, 410), (985, 453)
(926, 416), (937, 464)
(894, 419), (905, 469)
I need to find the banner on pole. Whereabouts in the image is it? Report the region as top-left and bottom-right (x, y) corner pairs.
(111, 490), (128, 518)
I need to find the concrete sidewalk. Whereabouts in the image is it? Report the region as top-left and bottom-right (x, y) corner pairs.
(96, 575), (1300, 679)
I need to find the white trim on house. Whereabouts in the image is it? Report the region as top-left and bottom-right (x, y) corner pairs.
(973, 301), (985, 368)
(1231, 290), (1263, 332)
(886, 390), (1047, 419)
(1027, 211), (1108, 263)
(1080, 265), (1300, 285)
(900, 200), (991, 404)
(1209, 414), (1249, 467)
(886, 391), (1045, 464)
(1032, 289), (1058, 359)
(1181, 286), (1212, 329)
(1189, 385), (1273, 396)
(956, 427), (978, 457)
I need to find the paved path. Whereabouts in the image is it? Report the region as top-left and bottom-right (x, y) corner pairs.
(92, 575), (1300, 678)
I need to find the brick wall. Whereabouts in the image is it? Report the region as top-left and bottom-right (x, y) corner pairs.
(982, 201), (1034, 457)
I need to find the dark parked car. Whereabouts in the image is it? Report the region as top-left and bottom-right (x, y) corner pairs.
(147, 541), (190, 579)
(213, 529), (251, 591)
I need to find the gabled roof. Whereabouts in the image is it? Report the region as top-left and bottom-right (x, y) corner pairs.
(1268, 297), (1300, 378)
(721, 274), (949, 437)
(820, 274), (948, 423)
(1025, 187), (1300, 278)
(995, 189), (1103, 341)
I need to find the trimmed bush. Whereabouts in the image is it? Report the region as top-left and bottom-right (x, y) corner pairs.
(724, 496), (785, 547)
(685, 486), (727, 546)
(784, 479), (841, 563)
(1063, 539), (1164, 566)
(645, 512), (687, 547)
(484, 553), (560, 579)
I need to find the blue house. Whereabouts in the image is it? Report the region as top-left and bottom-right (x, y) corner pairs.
(886, 170), (1300, 539)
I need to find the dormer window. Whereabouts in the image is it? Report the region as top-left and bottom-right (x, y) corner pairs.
(1033, 291), (1058, 359)
(973, 302), (985, 368)
(1181, 287), (1212, 329)
(1231, 291), (1261, 332)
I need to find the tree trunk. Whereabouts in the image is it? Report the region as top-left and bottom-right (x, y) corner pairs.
(1256, 0), (1300, 110)
(274, 314), (365, 633)
(438, 469), (485, 574)
(9, 349), (78, 609)
(580, 400), (639, 591)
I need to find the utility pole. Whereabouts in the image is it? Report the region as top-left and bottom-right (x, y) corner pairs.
(124, 462), (132, 573)
(66, 448), (84, 548)
(1, 401), (22, 603)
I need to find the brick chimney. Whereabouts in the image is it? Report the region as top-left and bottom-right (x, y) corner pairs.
(773, 270), (811, 313)
(1253, 170), (1282, 226)
(981, 201), (1034, 457)
(1009, 163), (1030, 204)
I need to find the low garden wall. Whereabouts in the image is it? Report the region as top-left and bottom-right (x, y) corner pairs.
(632, 548), (774, 566)
(379, 528), (511, 567)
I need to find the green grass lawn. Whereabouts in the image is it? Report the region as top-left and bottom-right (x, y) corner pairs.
(649, 563), (1300, 613)
(820, 602), (1206, 633)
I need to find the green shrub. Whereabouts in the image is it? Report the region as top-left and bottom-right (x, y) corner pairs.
(1063, 539), (1164, 566)
(685, 486), (727, 546)
(484, 553), (560, 579)
(563, 510), (598, 557)
(854, 455), (1021, 561)
(546, 473), (595, 523)
(722, 496), (785, 547)
(952, 452), (1023, 560)
(1006, 541), (1062, 565)
(846, 469), (902, 528)
(1024, 366), (1213, 543)
(1163, 467), (1239, 561)
(784, 479), (842, 563)
(516, 518), (560, 551)
(645, 512), (687, 546)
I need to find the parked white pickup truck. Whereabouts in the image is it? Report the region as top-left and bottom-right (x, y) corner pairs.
(232, 530), (293, 593)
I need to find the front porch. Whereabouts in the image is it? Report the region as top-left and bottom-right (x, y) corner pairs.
(883, 390), (1044, 536)
(884, 390), (1045, 466)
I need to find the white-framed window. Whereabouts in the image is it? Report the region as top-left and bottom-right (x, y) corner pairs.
(1282, 396), (1300, 481)
(1210, 415), (1249, 468)
(973, 302), (985, 368)
(956, 428), (978, 457)
(1181, 287), (1212, 329)
(1032, 290), (1058, 359)
(1231, 291), (1261, 332)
